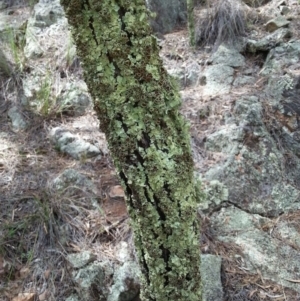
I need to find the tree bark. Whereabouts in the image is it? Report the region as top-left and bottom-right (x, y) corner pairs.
(187, 0), (195, 46)
(60, 1), (202, 300)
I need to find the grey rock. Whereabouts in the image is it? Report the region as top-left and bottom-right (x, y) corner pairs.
(33, 0), (64, 28)
(202, 65), (234, 96)
(61, 139), (101, 159)
(246, 28), (292, 53)
(115, 242), (132, 264)
(7, 106), (28, 130)
(57, 82), (92, 116)
(199, 180), (229, 212)
(107, 261), (141, 301)
(205, 124), (243, 154)
(67, 251), (97, 269)
(211, 207), (300, 293)
(265, 16), (290, 32)
(168, 67), (186, 88)
(23, 40), (43, 59)
(50, 127), (101, 159)
(279, 5), (290, 15)
(73, 261), (113, 300)
(185, 62), (201, 87)
(233, 75), (256, 86)
(169, 62), (201, 88)
(276, 222), (300, 249)
(147, 0), (187, 34)
(200, 254), (223, 301)
(210, 44), (245, 67)
(52, 168), (97, 195)
(65, 295), (79, 301)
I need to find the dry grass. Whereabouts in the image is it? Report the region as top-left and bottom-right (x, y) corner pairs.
(195, 0), (247, 50)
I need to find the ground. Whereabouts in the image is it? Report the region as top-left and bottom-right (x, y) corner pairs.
(1, 0), (300, 301)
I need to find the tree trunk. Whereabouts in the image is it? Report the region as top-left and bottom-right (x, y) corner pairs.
(187, 0), (195, 46)
(60, 1), (202, 300)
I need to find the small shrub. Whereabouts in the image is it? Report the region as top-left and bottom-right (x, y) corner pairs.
(196, 0), (246, 50)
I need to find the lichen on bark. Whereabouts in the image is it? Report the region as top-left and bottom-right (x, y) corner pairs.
(60, 0), (202, 300)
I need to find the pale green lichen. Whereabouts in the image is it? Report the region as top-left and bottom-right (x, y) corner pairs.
(60, 0), (202, 300)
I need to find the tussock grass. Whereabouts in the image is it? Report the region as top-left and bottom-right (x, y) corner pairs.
(196, 0), (247, 50)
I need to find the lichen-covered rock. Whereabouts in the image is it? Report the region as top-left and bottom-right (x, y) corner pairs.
(211, 206), (300, 293)
(107, 261), (141, 301)
(7, 106), (28, 130)
(32, 0), (64, 28)
(265, 16), (290, 32)
(73, 261), (113, 300)
(64, 295), (79, 301)
(50, 127), (101, 159)
(209, 44), (245, 67)
(202, 65), (234, 96)
(168, 61), (201, 88)
(246, 28), (292, 53)
(147, 0), (187, 34)
(200, 254), (223, 301)
(67, 251), (97, 269)
(57, 81), (92, 116)
(52, 168), (98, 195)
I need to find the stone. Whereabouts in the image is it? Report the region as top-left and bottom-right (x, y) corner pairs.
(107, 261), (141, 301)
(211, 207), (300, 293)
(67, 251), (97, 269)
(202, 65), (234, 96)
(7, 106), (28, 130)
(57, 82), (92, 116)
(200, 254), (223, 301)
(32, 0), (64, 28)
(210, 44), (245, 67)
(64, 295), (79, 301)
(246, 28), (292, 53)
(52, 168), (97, 195)
(147, 0), (187, 34)
(265, 16), (290, 32)
(50, 127), (101, 160)
(73, 261), (113, 300)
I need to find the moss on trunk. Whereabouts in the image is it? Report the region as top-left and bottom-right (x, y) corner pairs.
(187, 0), (195, 46)
(60, 0), (202, 300)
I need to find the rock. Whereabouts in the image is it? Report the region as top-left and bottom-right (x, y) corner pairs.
(73, 261), (113, 300)
(8, 106), (28, 130)
(265, 16), (290, 32)
(205, 124), (243, 154)
(107, 261), (141, 301)
(246, 28), (292, 53)
(168, 67), (186, 88)
(211, 207), (300, 293)
(115, 242), (132, 263)
(168, 61), (201, 88)
(184, 62), (201, 87)
(209, 44), (245, 67)
(64, 295), (79, 301)
(50, 127), (101, 159)
(32, 0), (64, 28)
(202, 65), (234, 96)
(200, 254), (223, 301)
(52, 168), (97, 195)
(233, 75), (256, 86)
(199, 180), (229, 212)
(147, 0), (187, 34)
(57, 82), (92, 116)
(279, 5), (290, 15)
(23, 36), (44, 59)
(67, 251), (97, 269)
